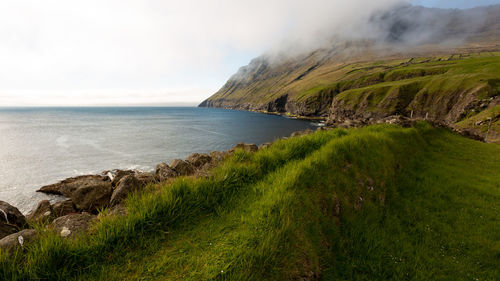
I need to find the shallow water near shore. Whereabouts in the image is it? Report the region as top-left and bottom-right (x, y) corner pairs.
(0, 107), (317, 213)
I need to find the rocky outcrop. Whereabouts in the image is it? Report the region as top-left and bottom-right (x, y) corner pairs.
(107, 170), (136, 187)
(210, 151), (231, 164)
(186, 153), (212, 168)
(170, 159), (195, 176)
(155, 163), (178, 182)
(0, 201), (27, 239)
(52, 199), (76, 217)
(70, 180), (113, 212)
(50, 213), (96, 238)
(26, 200), (52, 223)
(0, 229), (37, 252)
(37, 175), (113, 213)
(110, 175), (144, 206)
(37, 175), (110, 196)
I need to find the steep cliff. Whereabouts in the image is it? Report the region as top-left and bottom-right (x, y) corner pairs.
(200, 5), (500, 142)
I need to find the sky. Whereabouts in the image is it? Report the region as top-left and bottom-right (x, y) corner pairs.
(0, 0), (499, 106)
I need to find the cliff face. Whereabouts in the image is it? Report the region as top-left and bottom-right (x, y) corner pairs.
(200, 5), (500, 142)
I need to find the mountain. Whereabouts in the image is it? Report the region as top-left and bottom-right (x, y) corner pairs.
(200, 5), (500, 142)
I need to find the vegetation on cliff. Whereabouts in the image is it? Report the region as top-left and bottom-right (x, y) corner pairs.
(201, 51), (500, 142)
(1, 123), (499, 280)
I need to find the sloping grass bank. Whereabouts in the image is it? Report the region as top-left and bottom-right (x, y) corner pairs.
(1, 123), (499, 280)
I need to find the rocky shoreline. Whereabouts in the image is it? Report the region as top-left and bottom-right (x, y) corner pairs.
(0, 118), (487, 252)
(0, 142), (263, 251)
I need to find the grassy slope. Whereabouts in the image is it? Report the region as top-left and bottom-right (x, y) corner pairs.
(206, 52), (500, 142)
(207, 52), (500, 106)
(2, 124), (500, 280)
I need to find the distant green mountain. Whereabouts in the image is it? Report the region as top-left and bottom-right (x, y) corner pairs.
(200, 5), (500, 142)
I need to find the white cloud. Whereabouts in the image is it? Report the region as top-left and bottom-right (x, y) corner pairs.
(0, 0), (406, 105)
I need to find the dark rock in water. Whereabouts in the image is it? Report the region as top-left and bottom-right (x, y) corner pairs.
(110, 175), (143, 206)
(155, 163), (178, 182)
(37, 175), (110, 196)
(230, 143), (258, 153)
(50, 213), (96, 238)
(0, 201), (27, 229)
(0, 229), (37, 252)
(26, 200), (52, 223)
(70, 181), (113, 212)
(38, 174), (113, 213)
(170, 159), (195, 176)
(186, 153), (212, 168)
(52, 199), (76, 218)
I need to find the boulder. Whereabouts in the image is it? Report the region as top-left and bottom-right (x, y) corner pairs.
(108, 170), (135, 187)
(52, 199), (76, 218)
(170, 159), (195, 176)
(0, 201), (27, 229)
(186, 153), (212, 168)
(155, 163), (178, 182)
(230, 142), (258, 153)
(110, 175), (142, 206)
(26, 200), (52, 223)
(134, 172), (156, 186)
(209, 151), (230, 164)
(0, 229), (37, 252)
(37, 175), (110, 197)
(0, 223), (19, 240)
(50, 213), (96, 238)
(70, 181), (113, 212)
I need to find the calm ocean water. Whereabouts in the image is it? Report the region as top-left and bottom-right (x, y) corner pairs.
(0, 107), (318, 213)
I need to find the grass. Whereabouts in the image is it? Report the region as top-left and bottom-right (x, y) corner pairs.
(1, 123), (500, 280)
(205, 52), (500, 137)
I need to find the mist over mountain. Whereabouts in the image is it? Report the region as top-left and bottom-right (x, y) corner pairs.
(201, 4), (500, 143)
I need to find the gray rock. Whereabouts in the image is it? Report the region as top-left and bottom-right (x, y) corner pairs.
(155, 163), (178, 182)
(52, 199), (76, 218)
(0, 201), (27, 230)
(110, 175), (143, 206)
(209, 151), (230, 164)
(37, 175), (110, 196)
(134, 172), (156, 186)
(186, 153), (212, 168)
(170, 159), (195, 176)
(26, 200), (52, 223)
(50, 213), (96, 238)
(0, 229), (37, 252)
(109, 170), (135, 187)
(70, 180), (113, 212)
(0, 223), (19, 240)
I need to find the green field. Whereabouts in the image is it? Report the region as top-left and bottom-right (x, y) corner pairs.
(1, 123), (500, 280)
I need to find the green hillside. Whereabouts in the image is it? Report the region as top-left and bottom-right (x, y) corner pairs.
(2, 124), (499, 280)
(201, 51), (500, 142)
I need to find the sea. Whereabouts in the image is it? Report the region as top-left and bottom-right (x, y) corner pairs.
(0, 107), (319, 213)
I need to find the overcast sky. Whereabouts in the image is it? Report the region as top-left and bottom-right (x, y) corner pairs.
(0, 0), (499, 106)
